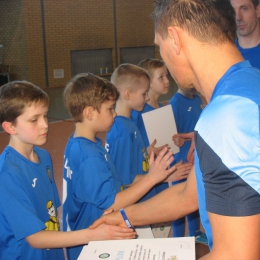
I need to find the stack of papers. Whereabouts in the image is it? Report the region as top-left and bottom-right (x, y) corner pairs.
(78, 237), (195, 260)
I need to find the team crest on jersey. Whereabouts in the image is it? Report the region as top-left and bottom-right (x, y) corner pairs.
(46, 166), (52, 183)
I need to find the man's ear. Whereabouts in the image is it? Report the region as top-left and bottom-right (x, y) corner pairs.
(2, 121), (17, 135)
(83, 106), (95, 120)
(167, 26), (182, 55)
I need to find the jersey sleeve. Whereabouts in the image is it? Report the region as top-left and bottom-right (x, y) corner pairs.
(195, 95), (260, 216)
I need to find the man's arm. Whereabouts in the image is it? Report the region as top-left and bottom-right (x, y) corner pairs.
(90, 166), (198, 228)
(200, 212), (260, 260)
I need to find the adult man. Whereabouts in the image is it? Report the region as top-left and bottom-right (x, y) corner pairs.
(91, 0), (260, 259)
(231, 0), (260, 69)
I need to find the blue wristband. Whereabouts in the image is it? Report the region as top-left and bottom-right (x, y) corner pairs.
(120, 208), (135, 229)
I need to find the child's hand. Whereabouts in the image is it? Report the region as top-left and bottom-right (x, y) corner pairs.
(187, 139), (195, 164)
(147, 147), (176, 184)
(89, 223), (136, 241)
(90, 211), (126, 229)
(172, 132), (195, 164)
(103, 208), (114, 215)
(172, 134), (185, 147)
(147, 139), (169, 157)
(164, 161), (192, 182)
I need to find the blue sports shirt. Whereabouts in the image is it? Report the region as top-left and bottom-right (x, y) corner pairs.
(63, 136), (121, 260)
(195, 61), (260, 249)
(106, 116), (156, 201)
(131, 103), (163, 148)
(235, 39), (260, 70)
(0, 146), (63, 260)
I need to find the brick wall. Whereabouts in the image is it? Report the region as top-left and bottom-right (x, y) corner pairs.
(0, 0), (29, 82)
(0, 0), (160, 88)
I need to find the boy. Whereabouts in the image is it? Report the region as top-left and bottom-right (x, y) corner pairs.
(169, 85), (206, 243)
(62, 73), (176, 260)
(106, 64), (153, 199)
(0, 81), (136, 260)
(131, 59), (192, 193)
(131, 59), (170, 149)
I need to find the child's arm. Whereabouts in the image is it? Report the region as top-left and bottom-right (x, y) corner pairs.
(109, 147), (176, 211)
(26, 224), (136, 249)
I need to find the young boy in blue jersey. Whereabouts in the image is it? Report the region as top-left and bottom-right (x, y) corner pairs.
(131, 59), (192, 194)
(169, 85), (207, 243)
(0, 81), (136, 260)
(62, 73), (177, 260)
(106, 64), (188, 202)
(131, 59), (170, 149)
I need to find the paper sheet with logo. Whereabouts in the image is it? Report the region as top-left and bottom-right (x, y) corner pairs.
(78, 237), (195, 260)
(141, 105), (179, 154)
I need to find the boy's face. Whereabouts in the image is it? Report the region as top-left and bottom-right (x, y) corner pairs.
(93, 99), (117, 132)
(150, 66), (170, 95)
(11, 102), (49, 146)
(128, 76), (150, 111)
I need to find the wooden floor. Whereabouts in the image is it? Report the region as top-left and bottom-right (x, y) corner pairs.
(0, 120), (209, 259)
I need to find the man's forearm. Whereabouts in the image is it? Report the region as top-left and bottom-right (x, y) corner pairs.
(125, 173), (198, 226)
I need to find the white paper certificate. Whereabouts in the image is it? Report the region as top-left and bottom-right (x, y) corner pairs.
(78, 237), (195, 260)
(142, 105), (179, 154)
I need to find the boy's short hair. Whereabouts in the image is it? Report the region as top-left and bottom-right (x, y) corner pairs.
(138, 58), (166, 79)
(63, 73), (119, 122)
(111, 63), (150, 92)
(0, 81), (50, 125)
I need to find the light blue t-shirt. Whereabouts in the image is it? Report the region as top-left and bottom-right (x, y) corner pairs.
(195, 61), (260, 249)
